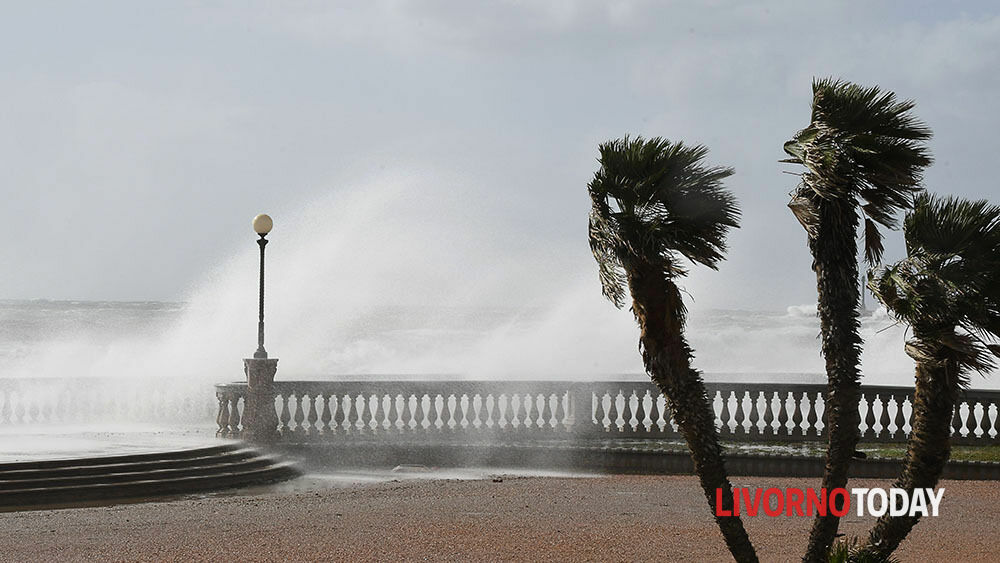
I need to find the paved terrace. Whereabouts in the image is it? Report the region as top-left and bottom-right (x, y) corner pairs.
(2, 474), (997, 562)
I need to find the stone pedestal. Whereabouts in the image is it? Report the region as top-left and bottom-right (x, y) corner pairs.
(242, 358), (279, 443)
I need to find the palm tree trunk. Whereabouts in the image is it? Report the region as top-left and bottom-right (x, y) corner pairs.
(803, 199), (864, 563)
(628, 264), (758, 563)
(856, 352), (957, 559)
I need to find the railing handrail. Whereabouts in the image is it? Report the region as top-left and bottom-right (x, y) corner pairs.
(213, 379), (1000, 399)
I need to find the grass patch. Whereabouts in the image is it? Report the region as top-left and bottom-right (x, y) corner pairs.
(567, 439), (1000, 463)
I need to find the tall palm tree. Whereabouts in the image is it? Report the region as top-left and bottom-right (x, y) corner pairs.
(855, 193), (1000, 560)
(589, 136), (757, 563)
(782, 78), (932, 562)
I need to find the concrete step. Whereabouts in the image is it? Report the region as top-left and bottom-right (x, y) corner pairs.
(0, 442), (299, 510)
(0, 454), (279, 490)
(0, 443), (243, 471)
(0, 447), (261, 482)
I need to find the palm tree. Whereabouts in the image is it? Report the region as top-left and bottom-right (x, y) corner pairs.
(589, 136), (757, 563)
(782, 78), (932, 562)
(854, 193), (1000, 560)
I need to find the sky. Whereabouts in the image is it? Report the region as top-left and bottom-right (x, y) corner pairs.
(2, 1), (999, 310)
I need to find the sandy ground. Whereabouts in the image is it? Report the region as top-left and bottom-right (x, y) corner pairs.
(1, 473), (997, 562)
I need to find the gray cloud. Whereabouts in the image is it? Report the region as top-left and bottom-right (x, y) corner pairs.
(1, 1), (997, 309)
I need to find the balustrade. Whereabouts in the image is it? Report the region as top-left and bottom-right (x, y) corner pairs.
(212, 380), (1000, 445)
(3, 376), (996, 447)
(0, 377), (217, 426)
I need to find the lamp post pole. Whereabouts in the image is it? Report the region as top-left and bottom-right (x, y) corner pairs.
(244, 213), (278, 443)
(255, 232), (268, 359)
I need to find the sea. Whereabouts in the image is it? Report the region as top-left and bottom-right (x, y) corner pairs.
(4, 299), (990, 388)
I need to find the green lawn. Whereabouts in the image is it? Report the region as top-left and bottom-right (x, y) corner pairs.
(570, 438), (1000, 463)
(856, 444), (1000, 463)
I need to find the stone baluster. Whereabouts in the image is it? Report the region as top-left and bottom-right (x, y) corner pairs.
(892, 393), (907, 440)
(968, 401), (982, 440)
(952, 400), (965, 438)
(320, 393), (332, 435)
(373, 394), (386, 433)
(501, 394), (513, 431)
(852, 393), (875, 440)
(733, 391), (746, 436)
(426, 394), (440, 432)
(877, 395), (891, 441)
(518, 393), (530, 431)
(591, 392), (606, 432)
(535, 394), (546, 431)
(456, 394), (469, 432)
(518, 393), (531, 431)
(790, 392), (804, 438)
(332, 394), (346, 434)
(718, 391), (732, 437)
(405, 394), (418, 431)
(806, 391), (823, 438)
(437, 394), (451, 432)
(748, 392), (761, 437)
(777, 392), (790, 437)
(387, 394), (400, 433)
(448, 394), (460, 431)
(485, 394), (497, 429)
(457, 394), (469, 431)
(534, 393), (546, 430)
(593, 391), (606, 432)
(227, 394), (241, 438)
(652, 395), (667, 435)
(306, 393), (319, 437)
(472, 394), (483, 430)
(278, 392), (292, 436)
(342, 393), (357, 433)
(555, 393), (567, 432)
(619, 391), (633, 433)
(290, 391), (305, 437)
(420, 394), (432, 431)
(610, 391), (623, 433)
(359, 394), (373, 434)
(501, 394), (515, 431)
(762, 392), (776, 437)
(633, 391), (647, 433)
(538, 393), (551, 431)
(981, 402), (991, 441)
(216, 392), (231, 437)
(522, 393), (534, 431)
(347, 394), (359, 433)
(643, 392), (657, 432)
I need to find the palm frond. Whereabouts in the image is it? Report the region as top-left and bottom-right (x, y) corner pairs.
(783, 78), (932, 260)
(788, 185), (820, 239)
(863, 217), (885, 265)
(588, 135), (739, 304)
(869, 193), (1000, 381)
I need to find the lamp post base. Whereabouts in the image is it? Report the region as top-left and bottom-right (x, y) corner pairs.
(242, 358), (279, 443)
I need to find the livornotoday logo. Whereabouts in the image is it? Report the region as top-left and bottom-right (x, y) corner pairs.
(715, 488), (944, 517)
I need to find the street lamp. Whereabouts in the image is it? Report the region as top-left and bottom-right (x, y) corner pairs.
(244, 213), (278, 443)
(252, 214), (272, 359)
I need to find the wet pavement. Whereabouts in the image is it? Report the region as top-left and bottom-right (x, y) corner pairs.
(0, 424), (220, 463)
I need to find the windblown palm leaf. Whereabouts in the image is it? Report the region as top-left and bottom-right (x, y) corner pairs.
(784, 78), (932, 265)
(870, 193), (1000, 382)
(589, 136), (738, 307)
